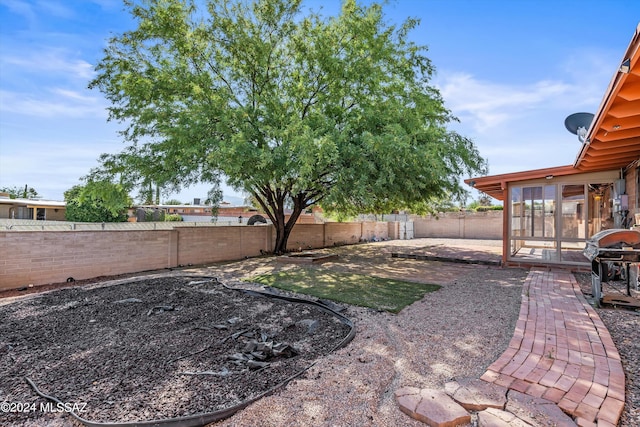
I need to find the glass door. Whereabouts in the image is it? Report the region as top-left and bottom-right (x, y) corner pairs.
(510, 184), (557, 261)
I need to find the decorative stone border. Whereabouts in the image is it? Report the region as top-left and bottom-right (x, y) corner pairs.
(396, 378), (576, 426)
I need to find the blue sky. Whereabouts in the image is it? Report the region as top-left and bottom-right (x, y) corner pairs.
(0, 0), (639, 205)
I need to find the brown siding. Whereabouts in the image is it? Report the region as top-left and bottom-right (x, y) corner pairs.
(44, 208), (66, 221)
(625, 166), (639, 221)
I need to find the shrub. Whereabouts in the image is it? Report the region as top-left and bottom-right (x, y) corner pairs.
(475, 205), (503, 212)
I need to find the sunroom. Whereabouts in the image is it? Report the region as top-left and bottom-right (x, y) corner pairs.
(466, 23), (640, 268)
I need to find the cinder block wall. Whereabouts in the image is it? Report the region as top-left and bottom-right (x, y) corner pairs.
(285, 222), (382, 250)
(324, 223), (362, 246)
(0, 221), (390, 290)
(286, 224), (325, 250)
(176, 226), (271, 265)
(0, 230), (175, 289)
(362, 221), (389, 241)
(413, 211), (503, 239)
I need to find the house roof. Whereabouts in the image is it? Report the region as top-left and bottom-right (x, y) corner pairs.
(464, 165), (577, 201)
(467, 23), (640, 200)
(0, 198), (66, 208)
(574, 22), (640, 172)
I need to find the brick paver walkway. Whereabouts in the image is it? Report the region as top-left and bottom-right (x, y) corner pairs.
(481, 268), (626, 426)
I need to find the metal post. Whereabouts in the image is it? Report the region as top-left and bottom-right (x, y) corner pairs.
(626, 262), (631, 296)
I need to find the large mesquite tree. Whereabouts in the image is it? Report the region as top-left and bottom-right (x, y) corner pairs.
(90, 0), (486, 254)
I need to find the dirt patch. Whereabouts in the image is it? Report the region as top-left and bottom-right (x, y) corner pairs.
(0, 276), (352, 425)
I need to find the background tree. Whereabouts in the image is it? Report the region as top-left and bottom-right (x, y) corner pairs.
(1, 185), (39, 199)
(64, 181), (131, 223)
(90, 0), (486, 253)
(90, 147), (197, 205)
(466, 192), (498, 211)
(164, 199), (183, 205)
(206, 186), (223, 222)
(477, 192), (493, 207)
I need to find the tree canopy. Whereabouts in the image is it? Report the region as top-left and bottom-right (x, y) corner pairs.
(64, 182), (131, 223)
(1, 185), (39, 199)
(89, 0), (486, 253)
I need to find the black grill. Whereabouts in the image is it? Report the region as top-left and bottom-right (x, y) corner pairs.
(584, 229), (640, 303)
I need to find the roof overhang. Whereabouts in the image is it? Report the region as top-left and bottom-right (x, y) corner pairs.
(574, 22), (640, 172)
(0, 198), (66, 208)
(464, 165), (577, 201)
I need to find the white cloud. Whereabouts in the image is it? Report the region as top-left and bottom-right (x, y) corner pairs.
(50, 88), (99, 103)
(36, 0), (75, 19)
(1, 0), (77, 26)
(437, 50), (617, 135)
(432, 47), (624, 178)
(0, 88), (107, 118)
(0, 0), (37, 27)
(0, 137), (122, 199)
(2, 50), (95, 80)
(0, 45), (103, 118)
(438, 73), (597, 133)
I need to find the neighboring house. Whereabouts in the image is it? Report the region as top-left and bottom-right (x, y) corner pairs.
(132, 201), (322, 224)
(466, 23), (640, 268)
(0, 193), (66, 221)
(0, 192), (320, 224)
(133, 201), (264, 223)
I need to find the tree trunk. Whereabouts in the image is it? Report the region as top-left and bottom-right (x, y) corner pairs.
(252, 189), (308, 255)
(272, 204), (304, 254)
(273, 220), (288, 255)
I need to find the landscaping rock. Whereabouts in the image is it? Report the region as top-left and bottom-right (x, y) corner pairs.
(506, 390), (577, 426)
(477, 407), (530, 427)
(444, 377), (508, 411)
(296, 318), (320, 334)
(396, 386), (471, 427)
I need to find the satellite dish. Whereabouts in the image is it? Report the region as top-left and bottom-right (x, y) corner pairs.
(564, 112), (594, 143)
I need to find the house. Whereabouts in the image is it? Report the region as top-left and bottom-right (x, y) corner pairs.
(132, 200), (322, 224)
(0, 193), (66, 221)
(466, 23), (640, 268)
(132, 201), (263, 223)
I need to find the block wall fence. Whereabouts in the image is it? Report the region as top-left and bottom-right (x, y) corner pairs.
(0, 213), (503, 290)
(0, 221), (399, 290)
(413, 211), (503, 239)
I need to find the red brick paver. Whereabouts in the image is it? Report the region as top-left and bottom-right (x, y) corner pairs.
(482, 268), (625, 426)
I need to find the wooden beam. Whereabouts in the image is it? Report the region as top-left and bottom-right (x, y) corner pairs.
(584, 142), (640, 157)
(607, 99), (640, 118)
(617, 80), (640, 101)
(594, 128), (640, 142)
(600, 115), (640, 132)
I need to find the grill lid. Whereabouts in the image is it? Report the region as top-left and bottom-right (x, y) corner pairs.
(584, 229), (640, 261)
(587, 229), (640, 248)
